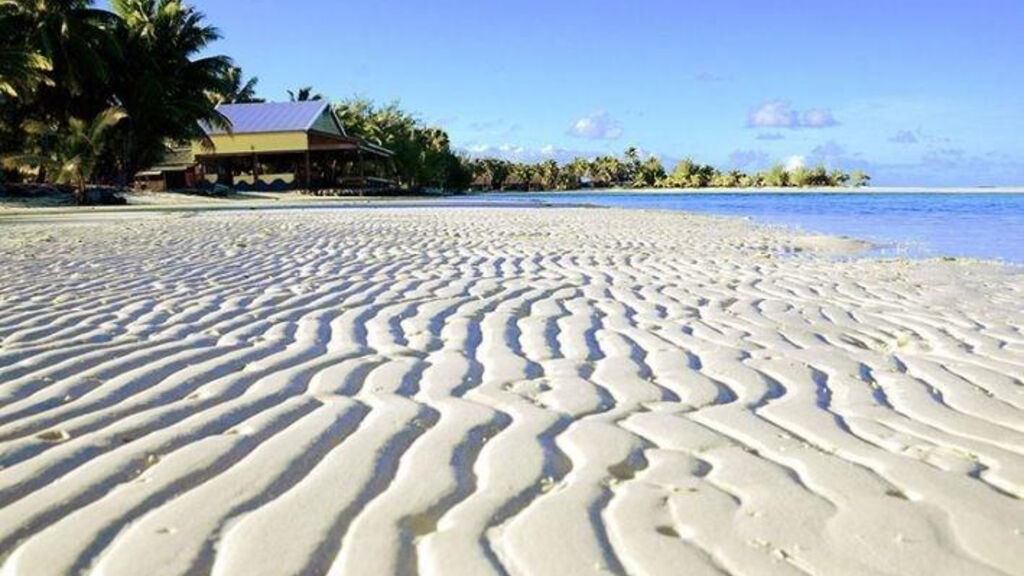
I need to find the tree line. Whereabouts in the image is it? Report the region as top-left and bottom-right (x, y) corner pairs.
(461, 148), (870, 191)
(0, 0), (869, 204)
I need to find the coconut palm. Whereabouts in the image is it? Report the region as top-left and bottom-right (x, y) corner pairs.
(589, 155), (624, 188)
(623, 146), (641, 183)
(0, 3), (53, 98)
(759, 164), (790, 188)
(287, 86), (322, 102)
(109, 0), (233, 177)
(216, 65), (263, 104)
(476, 158), (509, 190)
(634, 156), (666, 187)
(0, 50), (51, 99)
(2, 0), (119, 119)
(851, 170), (871, 187)
(561, 157), (590, 189)
(536, 159), (559, 190)
(4, 106), (127, 203)
(508, 163), (536, 191)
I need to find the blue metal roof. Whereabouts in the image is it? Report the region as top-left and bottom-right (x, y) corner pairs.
(203, 101), (331, 135)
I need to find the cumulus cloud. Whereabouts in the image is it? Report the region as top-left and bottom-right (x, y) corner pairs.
(801, 109), (838, 128)
(748, 100), (839, 129)
(889, 130), (919, 144)
(568, 112), (624, 140)
(748, 101), (797, 128)
(756, 132), (785, 141)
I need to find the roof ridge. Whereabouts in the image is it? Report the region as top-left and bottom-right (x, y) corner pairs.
(303, 101), (331, 132)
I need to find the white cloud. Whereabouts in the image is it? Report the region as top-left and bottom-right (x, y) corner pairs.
(801, 109), (838, 128)
(748, 100), (839, 129)
(568, 112), (624, 140)
(784, 155), (806, 172)
(749, 101), (798, 128)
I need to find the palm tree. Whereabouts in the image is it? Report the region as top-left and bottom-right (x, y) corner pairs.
(829, 169), (850, 187)
(4, 106), (127, 203)
(216, 65), (262, 104)
(109, 0), (233, 177)
(508, 163), (536, 191)
(3, 0), (119, 119)
(623, 146), (641, 183)
(536, 159), (559, 190)
(0, 3), (52, 98)
(0, 48), (51, 100)
(590, 155), (624, 188)
(479, 158), (509, 190)
(634, 156), (665, 188)
(287, 86), (322, 102)
(760, 164), (790, 188)
(851, 170), (871, 188)
(562, 157), (590, 189)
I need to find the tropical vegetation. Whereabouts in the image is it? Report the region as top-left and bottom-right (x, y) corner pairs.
(1, 0), (234, 201)
(333, 98), (471, 190)
(0, 0), (870, 203)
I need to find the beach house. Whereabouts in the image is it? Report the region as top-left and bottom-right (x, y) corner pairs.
(190, 101), (393, 192)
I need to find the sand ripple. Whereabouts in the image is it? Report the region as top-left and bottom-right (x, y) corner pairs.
(0, 207), (1022, 576)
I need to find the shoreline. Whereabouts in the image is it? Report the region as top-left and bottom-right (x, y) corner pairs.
(3, 184), (1023, 216)
(2, 194), (1021, 269)
(472, 186), (1024, 195)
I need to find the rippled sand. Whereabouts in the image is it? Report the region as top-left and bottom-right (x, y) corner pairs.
(0, 207), (1022, 576)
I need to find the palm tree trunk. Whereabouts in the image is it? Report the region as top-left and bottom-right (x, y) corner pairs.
(76, 175), (87, 205)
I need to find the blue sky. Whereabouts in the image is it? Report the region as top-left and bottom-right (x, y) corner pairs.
(188, 0), (1023, 186)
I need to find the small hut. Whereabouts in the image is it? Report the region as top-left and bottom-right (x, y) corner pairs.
(133, 146), (198, 192)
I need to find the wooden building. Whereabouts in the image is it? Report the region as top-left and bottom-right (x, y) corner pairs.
(193, 101), (393, 192)
(134, 146), (199, 192)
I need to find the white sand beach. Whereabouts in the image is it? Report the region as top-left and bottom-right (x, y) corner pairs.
(0, 206), (1021, 576)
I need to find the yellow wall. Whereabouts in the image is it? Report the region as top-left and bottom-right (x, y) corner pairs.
(193, 131), (309, 156)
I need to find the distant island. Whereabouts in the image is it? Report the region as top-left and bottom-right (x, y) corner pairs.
(0, 1), (868, 204)
(459, 150), (870, 192)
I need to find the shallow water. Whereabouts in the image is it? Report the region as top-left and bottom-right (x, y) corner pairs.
(469, 191), (1024, 263)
